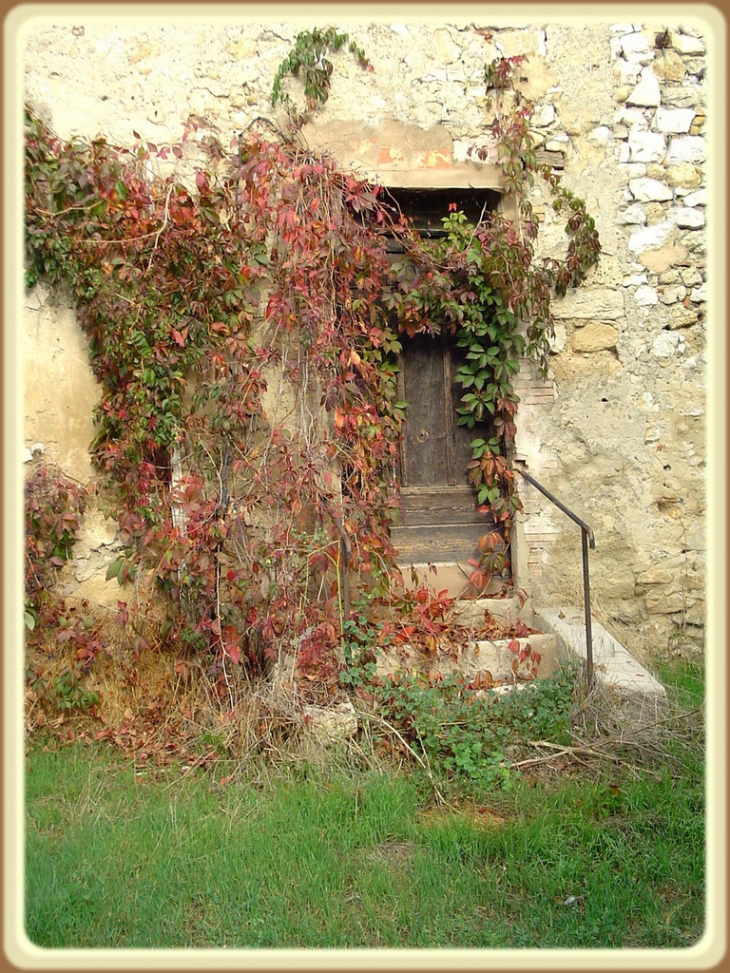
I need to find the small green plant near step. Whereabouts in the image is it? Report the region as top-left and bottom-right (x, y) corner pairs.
(369, 665), (579, 790)
(338, 614), (381, 688)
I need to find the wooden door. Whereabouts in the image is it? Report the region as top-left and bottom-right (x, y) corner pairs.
(390, 331), (506, 567)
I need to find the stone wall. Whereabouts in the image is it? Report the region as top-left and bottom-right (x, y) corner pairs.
(20, 16), (711, 653)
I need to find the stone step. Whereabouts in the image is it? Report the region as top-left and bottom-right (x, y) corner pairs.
(398, 561), (507, 599)
(448, 595), (534, 630)
(377, 633), (559, 683)
(533, 606), (667, 712)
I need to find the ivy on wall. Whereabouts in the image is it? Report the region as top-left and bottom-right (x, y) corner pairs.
(23, 36), (600, 693)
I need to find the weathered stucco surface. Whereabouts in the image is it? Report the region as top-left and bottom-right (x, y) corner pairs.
(22, 16), (710, 654)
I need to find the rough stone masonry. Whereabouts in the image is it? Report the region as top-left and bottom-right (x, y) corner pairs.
(21, 17), (710, 657)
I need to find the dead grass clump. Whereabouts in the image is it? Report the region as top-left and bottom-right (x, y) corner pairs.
(514, 675), (704, 782)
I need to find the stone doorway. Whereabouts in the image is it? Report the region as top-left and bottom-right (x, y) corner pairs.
(383, 188), (509, 574)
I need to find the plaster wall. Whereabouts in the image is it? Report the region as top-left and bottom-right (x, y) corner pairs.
(22, 16), (710, 652)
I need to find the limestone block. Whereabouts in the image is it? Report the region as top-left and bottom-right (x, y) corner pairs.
(628, 219), (674, 253)
(639, 242), (689, 272)
(636, 564), (674, 584)
(644, 203), (666, 225)
(588, 125), (612, 144)
(620, 31), (654, 62)
(652, 331), (681, 357)
(668, 306), (699, 329)
(635, 284), (658, 305)
(629, 177), (673, 201)
(673, 603), (705, 627)
(668, 206), (705, 229)
(545, 134), (569, 151)
(571, 323), (619, 352)
(548, 323), (567, 354)
(620, 167), (648, 186)
(663, 85), (705, 109)
(658, 284), (687, 304)
(654, 107), (695, 134)
(617, 204), (647, 224)
(690, 283), (707, 303)
(616, 108), (650, 131)
(552, 288), (624, 320)
(665, 136), (706, 165)
(652, 50), (688, 81)
(680, 267), (703, 287)
(229, 86), (248, 109)
(531, 103), (555, 127)
(627, 67), (661, 107)
(628, 129), (666, 162)
(645, 589), (689, 614)
(670, 31), (706, 55)
(683, 188), (706, 207)
(664, 164), (702, 189)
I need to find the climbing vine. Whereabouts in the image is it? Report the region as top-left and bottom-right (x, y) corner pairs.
(270, 27), (372, 124)
(23, 38), (600, 693)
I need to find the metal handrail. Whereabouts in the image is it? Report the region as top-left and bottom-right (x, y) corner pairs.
(515, 465), (595, 686)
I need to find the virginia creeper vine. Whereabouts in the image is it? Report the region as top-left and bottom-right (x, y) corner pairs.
(24, 40), (600, 693)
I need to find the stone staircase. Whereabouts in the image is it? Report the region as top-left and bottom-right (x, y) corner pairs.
(399, 561), (667, 707)
(298, 568), (667, 747)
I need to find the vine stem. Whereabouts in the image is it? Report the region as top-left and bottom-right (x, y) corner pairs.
(146, 184), (173, 271)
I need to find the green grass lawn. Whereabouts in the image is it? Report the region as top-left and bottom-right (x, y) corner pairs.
(24, 663), (705, 950)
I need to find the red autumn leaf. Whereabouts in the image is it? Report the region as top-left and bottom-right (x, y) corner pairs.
(195, 170), (208, 192)
(508, 638), (520, 654)
(171, 328), (185, 347)
(225, 643), (241, 665)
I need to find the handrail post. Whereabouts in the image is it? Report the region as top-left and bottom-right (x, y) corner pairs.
(515, 466), (595, 687)
(581, 529), (594, 688)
